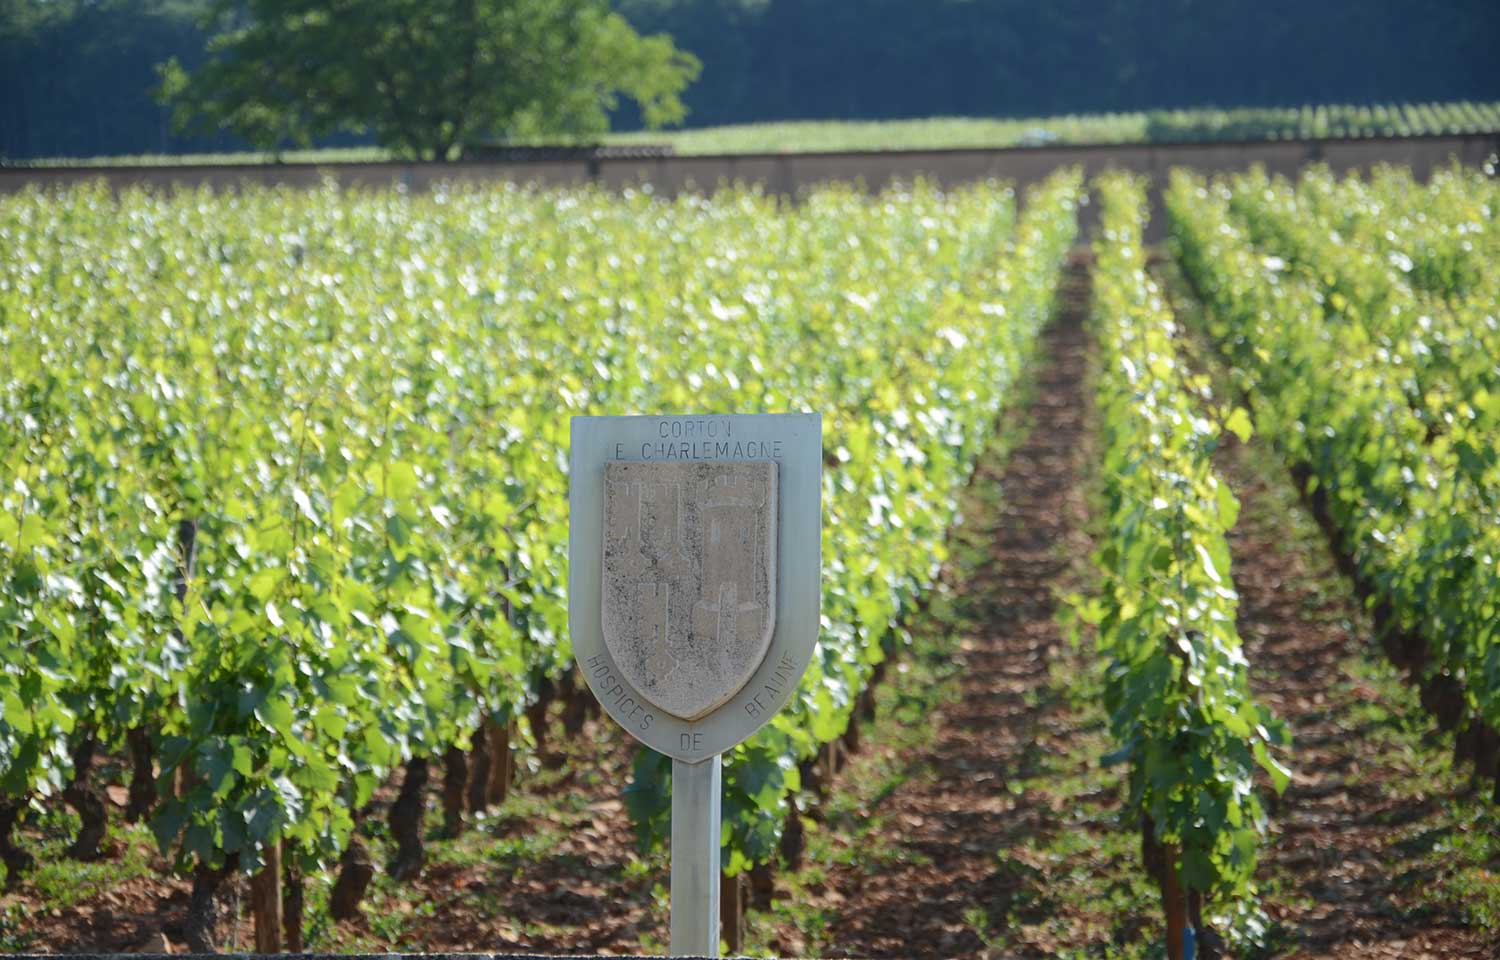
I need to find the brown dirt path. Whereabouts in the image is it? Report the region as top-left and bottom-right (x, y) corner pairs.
(806, 254), (1109, 957)
(4, 724), (668, 954)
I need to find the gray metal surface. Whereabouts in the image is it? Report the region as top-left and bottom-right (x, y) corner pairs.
(569, 413), (822, 763)
(670, 756), (723, 957)
(601, 460), (780, 722)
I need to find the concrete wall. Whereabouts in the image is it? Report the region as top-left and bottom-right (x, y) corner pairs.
(3, 133), (1495, 201)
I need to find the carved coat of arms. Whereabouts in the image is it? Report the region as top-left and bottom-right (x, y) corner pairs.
(602, 461), (778, 721)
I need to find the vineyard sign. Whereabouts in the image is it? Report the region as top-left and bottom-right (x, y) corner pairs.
(601, 459), (778, 723)
(569, 412), (822, 956)
(570, 412), (823, 759)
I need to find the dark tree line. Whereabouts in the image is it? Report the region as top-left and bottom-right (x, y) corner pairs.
(0, 1), (220, 159)
(3, 0), (1498, 160)
(614, 0), (1500, 127)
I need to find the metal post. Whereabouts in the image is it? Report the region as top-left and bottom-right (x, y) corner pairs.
(670, 755), (721, 957)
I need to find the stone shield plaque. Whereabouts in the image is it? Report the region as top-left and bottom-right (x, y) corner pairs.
(570, 413), (821, 762)
(602, 461), (778, 721)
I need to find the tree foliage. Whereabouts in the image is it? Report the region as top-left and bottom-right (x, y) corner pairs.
(615, 0), (1500, 128)
(156, 0), (700, 159)
(0, 1), (225, 160)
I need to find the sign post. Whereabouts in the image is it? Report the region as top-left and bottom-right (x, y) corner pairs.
(669, 756), (721, 955)
(569, 413), (822, 957)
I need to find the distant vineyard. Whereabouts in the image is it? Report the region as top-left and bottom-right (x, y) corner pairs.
(1135, 100), (1500, 143)
(616, 100), (1500, 156)
(0, 171), (1079, 947)
(14, 100), (1500, 167)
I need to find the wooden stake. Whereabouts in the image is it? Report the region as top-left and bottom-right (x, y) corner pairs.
(1142, 819), (1186, 960)
(282, 841), (303, 952)
(250, 843), (283, 953)
(441, 744), (468, 837)
(779, 797), (805, 870)
(527, 694), (551, 763)
(492, 717), (522, 804)
(486, 719), (512, 806)
(749, 861), (776, 909)
(329, 835), (374, 920)
(819, 737), (844, 783)
(467, 721), (490, 813)
(1161, 843), (1186, 960)
(842, 716), (862, 756)
(720, 869), (746, 954)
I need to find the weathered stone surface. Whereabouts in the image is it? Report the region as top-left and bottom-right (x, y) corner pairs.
(602, 460), (778, 721)
(571, 413), (820, 761)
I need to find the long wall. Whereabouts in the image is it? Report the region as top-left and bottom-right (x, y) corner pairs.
(3, 134), (1495, 203)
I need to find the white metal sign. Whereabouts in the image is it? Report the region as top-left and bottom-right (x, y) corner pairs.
(569, 413), (822, 762)
(569, 412), (822, 956)
(601, 459), (779, 722)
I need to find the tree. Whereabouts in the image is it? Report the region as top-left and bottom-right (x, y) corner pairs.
(156, 0), (700, 159)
